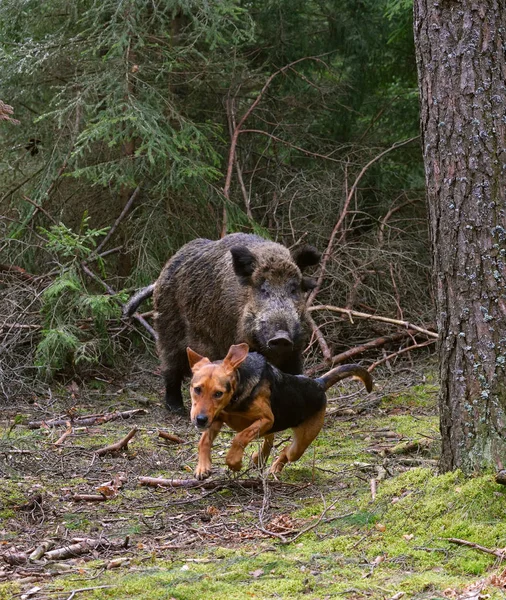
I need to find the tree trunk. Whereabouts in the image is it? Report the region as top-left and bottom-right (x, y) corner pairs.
(414, 0), (506, 473)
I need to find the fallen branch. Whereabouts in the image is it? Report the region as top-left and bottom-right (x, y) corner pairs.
(158, 430), (186, 444)
(71, 494), (108, 502)
(96, 427), (137, 456)
(54, 421), (73, 446)
(28, 408), (147, 430)
(29, 541), (55, 561)
(64, 586), (114, 600)
(139, 476), (289, 490)
(382, 438), (434, 456)
(445, 538), (506, 558)
(44, 538), (124, 561)
(308, 305), (438, 339)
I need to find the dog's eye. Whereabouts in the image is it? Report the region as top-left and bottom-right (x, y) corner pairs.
(193, 386), (202, 395)
(213, 391), (223, 399)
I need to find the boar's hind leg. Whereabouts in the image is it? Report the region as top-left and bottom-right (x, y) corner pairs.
(156, 307), (189, 413)
(162, 356), (188, 413)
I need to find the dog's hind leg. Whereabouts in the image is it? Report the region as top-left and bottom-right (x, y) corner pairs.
(270, 407), (326, 475)
(251, 434), (275, 468)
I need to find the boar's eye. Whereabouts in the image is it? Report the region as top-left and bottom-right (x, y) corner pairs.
(213, 391), (224, 399)
(193, 386), (202, 395)
(260, 282), (270, 297)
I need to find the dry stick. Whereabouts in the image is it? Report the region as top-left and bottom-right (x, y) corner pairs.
(307, 313), (332, 362)
(368, 339), (437, 372)
(64, 586), (114, 600)
(225, 95), (252, 220)
(307, 135), (420, 307)
(279, 503), (354, 545)
(44, 539), (122, 561)
(158, 430), (186, 444)
(306, 330), (416, 375)
(54, 421), (73, 446)
(96, 427), (137, 456)
(445, 538), (506, 558)
(95, 185), (142, 254)
(138, 476), (290, 490)
(71, 494), (107, 502)
(22, 195), (57, 224)
(240, 129), (344, 164)
(28, 408), (147, 429)
(308, 305), (438, 339)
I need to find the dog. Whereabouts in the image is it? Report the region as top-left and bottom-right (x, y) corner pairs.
(187, 343), (373, 479)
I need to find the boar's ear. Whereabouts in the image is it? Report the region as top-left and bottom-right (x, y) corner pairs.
(187, 347), (210, 370)
(301, 276), (317, 292)
(292, 245), (321, 271)
(223, 343), (249, 371)
(231, 246), (257, 281)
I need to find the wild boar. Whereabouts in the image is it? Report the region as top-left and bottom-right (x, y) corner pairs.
(127, 233), (320, 412)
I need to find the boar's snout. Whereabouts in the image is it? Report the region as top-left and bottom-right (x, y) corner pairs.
(267, 331), (293, 351)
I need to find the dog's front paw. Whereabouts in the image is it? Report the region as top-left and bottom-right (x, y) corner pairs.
(226, 449), (243, 472)
(195, 463), (212, 480)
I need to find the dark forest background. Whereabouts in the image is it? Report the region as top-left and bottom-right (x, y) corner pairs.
(0, 0), (432, 395)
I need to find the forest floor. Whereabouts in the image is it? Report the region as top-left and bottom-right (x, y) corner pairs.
(1, 360), (506, 600)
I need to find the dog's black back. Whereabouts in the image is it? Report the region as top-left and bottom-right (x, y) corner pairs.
(230, 353), (326, 434)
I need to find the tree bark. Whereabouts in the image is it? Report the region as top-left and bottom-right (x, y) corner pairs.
(414, 0), (506, 472)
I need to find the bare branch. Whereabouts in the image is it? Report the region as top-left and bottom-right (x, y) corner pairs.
(308, 305), (438, 339)
(307, 136), (420, 305)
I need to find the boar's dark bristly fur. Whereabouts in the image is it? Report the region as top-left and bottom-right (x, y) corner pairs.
(153, 233), (320, 412)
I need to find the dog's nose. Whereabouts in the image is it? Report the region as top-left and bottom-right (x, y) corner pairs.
(196, 414), (209, 428)
(268, 331), (293, 350)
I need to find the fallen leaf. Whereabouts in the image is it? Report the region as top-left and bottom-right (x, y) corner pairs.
(250, 569), (264, 578)
(403, 534), (414, 541)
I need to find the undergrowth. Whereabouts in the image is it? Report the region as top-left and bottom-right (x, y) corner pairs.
(2, 374), (506, 599)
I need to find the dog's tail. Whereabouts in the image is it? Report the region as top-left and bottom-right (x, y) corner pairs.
(315, 364), (373, 393)
(123, 283), (155, 318)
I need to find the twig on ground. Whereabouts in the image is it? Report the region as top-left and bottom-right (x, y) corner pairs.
(158, 430), (186, 444)
(64, 586), (114, 600)
(138, 476), (295, 491)
(54, 421), (73, 446)
(96, 427), (137, 456)
(71, 494), (107, 502)
(382, 438), (434, 456)
(28, 408), (147, 429)
(445, 538), (506, 558)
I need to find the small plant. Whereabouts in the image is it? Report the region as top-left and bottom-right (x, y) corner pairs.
(35, 215), (121, 379)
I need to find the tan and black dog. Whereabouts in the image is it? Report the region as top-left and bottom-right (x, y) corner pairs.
(187, 343), (373, 479)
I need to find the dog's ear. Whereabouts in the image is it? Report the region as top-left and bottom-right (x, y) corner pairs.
(223, 343), (249, 371)
(187, 347), (210, 370)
